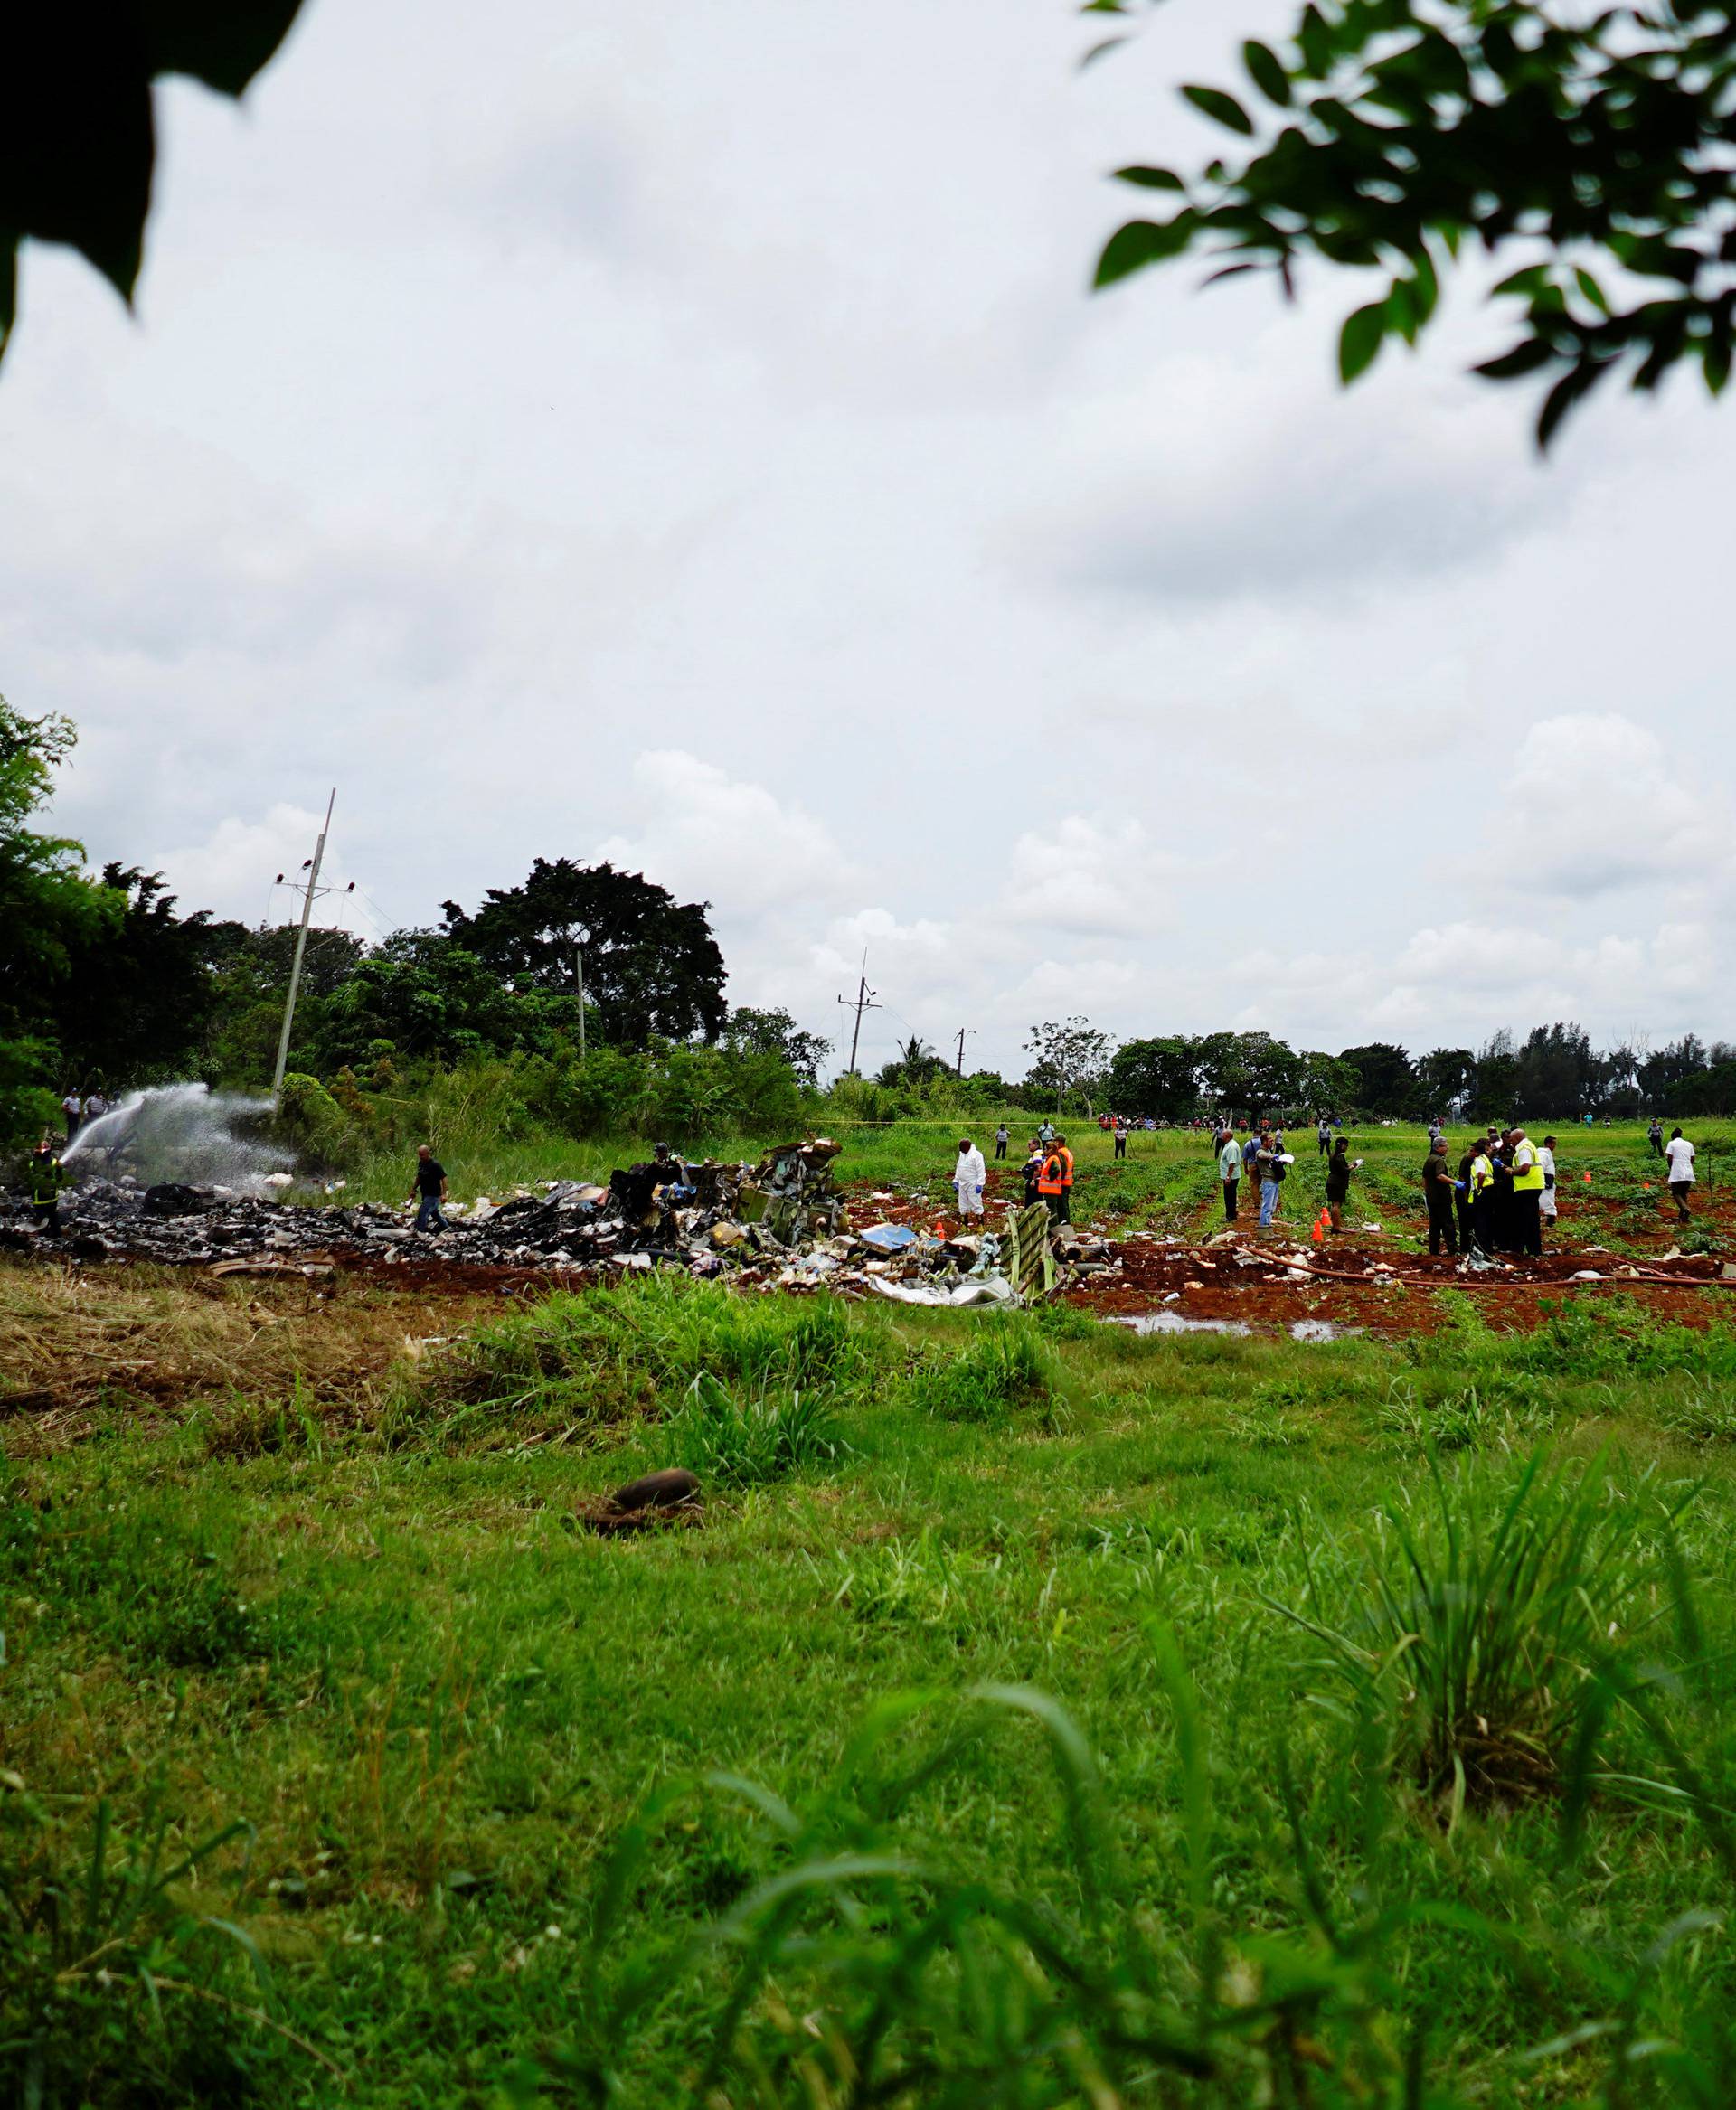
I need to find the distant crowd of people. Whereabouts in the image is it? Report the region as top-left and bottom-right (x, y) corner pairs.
(936, 1108), (1709, 1258)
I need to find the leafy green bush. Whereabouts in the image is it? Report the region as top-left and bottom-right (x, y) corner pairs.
(272, 1071), (350, 1166)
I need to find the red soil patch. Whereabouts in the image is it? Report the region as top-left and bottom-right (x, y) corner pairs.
(1064, 1230), (1730, 1337)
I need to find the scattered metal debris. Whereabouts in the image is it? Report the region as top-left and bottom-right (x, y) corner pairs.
(0, 1137), (1101, 1308)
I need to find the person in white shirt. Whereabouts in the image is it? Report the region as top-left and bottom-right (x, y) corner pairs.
(60, 1090), (82, 1144)
(952, 1137), (986, 1220)
(1218, 1130), (1242, 1222)
(1665, 1127), (1696, 1222)
(1538, 1135), (1558, 1228)
(82, 1088), (108, 1126)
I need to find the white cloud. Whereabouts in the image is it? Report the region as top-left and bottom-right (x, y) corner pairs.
(1475, 713), (1723, 899)
(149, 804), (371, 936)
(592, 750), (856, 917)
(1000, 815), (1181, 935)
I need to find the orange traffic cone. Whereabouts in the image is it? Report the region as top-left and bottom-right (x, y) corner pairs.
(1311, 1220), (1324, 1244)
(1582, 1173), (1591, 1184)
(934, 1215), (948, 1239)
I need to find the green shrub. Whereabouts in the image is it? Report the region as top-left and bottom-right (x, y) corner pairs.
(272, 1071), (349, 1165)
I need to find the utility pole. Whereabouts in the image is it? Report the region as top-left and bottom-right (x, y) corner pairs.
(835, 953), (881, 1075)
(574, 944), (587, 1060)
(954, 1027), (976, 1078)
(273, 789), (335, 1100)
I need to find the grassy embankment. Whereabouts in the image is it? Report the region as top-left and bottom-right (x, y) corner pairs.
(5, 1234), (1736, 2103)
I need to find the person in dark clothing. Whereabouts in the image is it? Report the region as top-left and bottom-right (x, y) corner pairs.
(1323, 1137), (1353, 1231)
(1467, 1141), (1499, 1255)
(651, 1142), (693, 1188)
(1021, 1144), (1044, 1209)
(1454, 1143), (1477, 1253)
(1647, 1117), (1665, 1159)
(409, 1144), (449, 1232)
(1489, 1135), (1517, 1252)
(1317, 1116), (1332, 1158)
(1421, 1137), (1458, 1254)
(995, 1123), (1009, 1161)
(1112, 1119), (1127, 1160)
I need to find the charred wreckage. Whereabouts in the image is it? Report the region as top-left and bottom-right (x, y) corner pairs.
(1, 1139), (1117, 1306)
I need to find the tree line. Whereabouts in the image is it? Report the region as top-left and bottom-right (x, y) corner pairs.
(0, 703), (828, 1149)
(5, 702), (1731, 1153)
(1107, 1026), (1736, 1125)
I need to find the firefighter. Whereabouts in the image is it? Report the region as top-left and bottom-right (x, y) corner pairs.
(28, 1134), (69, 1234)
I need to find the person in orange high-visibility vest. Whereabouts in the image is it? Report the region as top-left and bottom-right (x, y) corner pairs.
(1055, 1135), (1074, 1224)
(1037, 1143), (1067, 1225)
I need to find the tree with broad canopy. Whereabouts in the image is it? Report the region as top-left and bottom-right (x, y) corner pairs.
(1090, 0), (1736, 447)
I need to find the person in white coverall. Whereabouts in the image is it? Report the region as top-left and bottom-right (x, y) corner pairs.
(953, 1137), (986, 1220)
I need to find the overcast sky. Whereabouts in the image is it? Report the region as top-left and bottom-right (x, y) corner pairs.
(5, 0), (1731, 1078)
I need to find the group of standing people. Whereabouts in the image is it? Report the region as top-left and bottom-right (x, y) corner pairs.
(1428, 1126), (1554, 1258)
(58, 1085), (108, 1144)
(1011, 1123), (1076, 1223)
(1213, 1123), (1296, 1228)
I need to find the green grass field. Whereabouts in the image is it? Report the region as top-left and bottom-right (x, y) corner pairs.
(5, 1118), (1736, 2104)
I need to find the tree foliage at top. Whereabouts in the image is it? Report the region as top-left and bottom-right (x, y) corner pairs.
(0, 702), (123, 1132)
(1092, 0), (1736, 445)
(1339, 1040), (1419, 1113)
(876, 1033), (951, 1091)
(724, 1007), (833, 1090)
(49, 865), (231, 1085)
(1024, 1018), (1117, 1112)
(0, 3), (307, 365)
(440, 859), (729, 1050)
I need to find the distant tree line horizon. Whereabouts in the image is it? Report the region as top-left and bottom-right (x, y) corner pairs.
(5, 703), (1733, 1151)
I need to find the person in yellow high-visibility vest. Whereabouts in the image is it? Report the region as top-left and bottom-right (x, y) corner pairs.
(1055, 1135), (1075, 1223)
(1508, 1126), (1545, 1257)
(1467, 1143), (1496, 1256)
